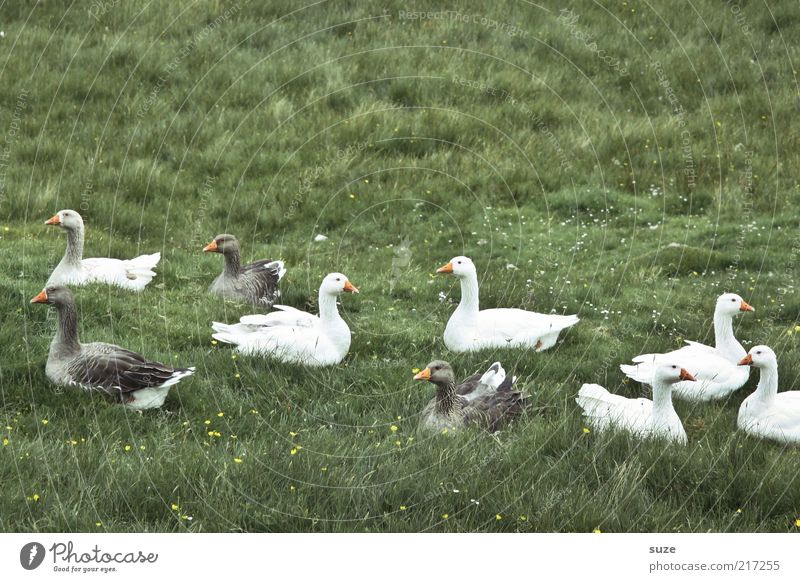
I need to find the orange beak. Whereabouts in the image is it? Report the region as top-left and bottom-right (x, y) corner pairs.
(740, 300), (754, 312)
(413, 367), (431, 381)
(44, 214), (60, 226)
(203, 240), (218, 253)
(30, 290), (48, 304)
(436, 262), (454, 274)
(679, 368), (696, 381)
(343, 280), (359, 294)
(739, 354), (753, 366)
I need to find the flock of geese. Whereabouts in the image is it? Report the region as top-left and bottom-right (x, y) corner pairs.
(30, 209), (799, 445)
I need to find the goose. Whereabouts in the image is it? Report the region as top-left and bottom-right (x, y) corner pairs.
(436, 256), (579, 352)
(620, 293), (754, 401)
(30, 286), (194, 410)
(45, 209), (160, 291)
(737, 346), (800, 444)
(203, 234), (286, 307)
(577, 364), (694, 444)
(211, 272), (358, 366)
(413, 360), (529, 433)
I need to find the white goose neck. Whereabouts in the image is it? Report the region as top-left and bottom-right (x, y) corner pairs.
(713, 309), (745, 360)
(318, 290), (342, 323)
(753, 363), (779, 402)
(455, 272), (480, 316)
(651, 380), (676, 416)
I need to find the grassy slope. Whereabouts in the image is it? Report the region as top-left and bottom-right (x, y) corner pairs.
(0, 0), (799, 532)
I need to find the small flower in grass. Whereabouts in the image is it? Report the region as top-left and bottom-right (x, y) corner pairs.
(211, 340), (218, 345)
(171, 503), (179, 511)
(95, 521), (102, 527)
(582, 427), (591, 434)
(217, 412), (224, 417)
(2, 438), (8, 446)
(519, 515), (527, 522)
(593, 528), (601, 533)
(496, 514), (503, 521)
(736, 508), (742, 514)
(795, 518), (800, 527)
(441, 513), (449, 520)
(27, 494), (40, 503)
(234, 458), (243, 464)
(207, 431), (221, 438)
(41, 419), (49, 426)
(412, 368), (420, 374)
(204, 419), (211, 425)
(289, 431), (298, 437)
(390, 425), (398, 432)
(399, 505), (407, 511)
(234, 373), (241, 379)
(250, 409), (259, 415)
(124, 444), (132, 452)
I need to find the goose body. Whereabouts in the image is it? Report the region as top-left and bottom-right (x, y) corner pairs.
(31, 286), (193, 410)
(577, 364), (694, 444)
(620, 293), (753, 402)
(203, 234), (285, 307)
(414, 360), (529, 433)
(45, 210), (160, 292)
(737, 346), (800, 444)
(437, 257), (578, 353)
(211, 273), (358, 366)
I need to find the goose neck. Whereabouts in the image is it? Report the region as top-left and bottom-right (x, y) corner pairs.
(651, 381), (676, 416)
(455, 272), (480, 315)
(434, 380), (458, 415)
(713, 310), (745, 360)
(753, 364), (779, 402)
(63, 224), (84, 265)
(53, 300), (81, 354)
(318, 290), (342, 323)
(222, 248), (241, 278)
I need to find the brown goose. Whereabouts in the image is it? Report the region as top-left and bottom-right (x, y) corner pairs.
(413, 360), (529, 433)
(31, 286), (194, 410)
(203, 234), (285, 307)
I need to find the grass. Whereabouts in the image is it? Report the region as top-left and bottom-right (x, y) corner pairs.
(1, 0), (799, 532)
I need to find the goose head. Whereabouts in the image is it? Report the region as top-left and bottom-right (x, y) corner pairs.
(739, 345), (777, 368)
(203, 233), (240, 255)
(653, 363), (696, 384)
(45, 209), (84, 231)
(436, 256), (476, 278)
(321, 272), (359, 296)
(414, 360), (455, 385)
(715, 293), (754, 316)
(30, 285), (75, 307)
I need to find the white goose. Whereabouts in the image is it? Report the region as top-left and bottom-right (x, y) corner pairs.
(437, 256), (579, 353)
(620, 293), (754, 402)
(737, 346), (800, 445)
(211, 273), (358, 366)
(577, 364), (695, 444)
(45, 209), (160, 292)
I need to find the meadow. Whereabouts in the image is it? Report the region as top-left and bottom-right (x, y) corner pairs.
(1, 0), (799, 532)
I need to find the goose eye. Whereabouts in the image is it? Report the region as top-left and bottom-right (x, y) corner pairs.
(756, 351), (761, 355)
(336, 278), (341, 282)
(672, 365), (677, 369)
(731, 298), (736, 302)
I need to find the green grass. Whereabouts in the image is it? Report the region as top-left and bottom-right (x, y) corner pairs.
(1, 0), (799, 532)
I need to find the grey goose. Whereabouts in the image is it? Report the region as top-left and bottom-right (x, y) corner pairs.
(413, 360), (529, 433)
(31, 286), (194, 410)
(203, 234), (285, 307)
